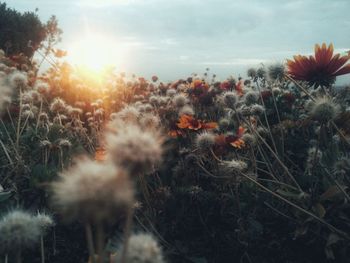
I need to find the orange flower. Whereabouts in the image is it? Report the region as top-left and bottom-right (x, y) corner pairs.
(214, 126), (246, 150)
(95, 147), (106, 162)
(191, 79), (209, 90)
(235, 80), (244, 96)
(227, 126), (246, 149)
(177, 114), (217, 131)
(287, 43), (350, 87)
(230, 138), (245, 149)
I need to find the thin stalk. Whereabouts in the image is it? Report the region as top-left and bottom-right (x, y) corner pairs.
(96, 223), (105, 263)
(85, 223), (96, 263)
(120, 206), (134, 263)
(36, 99), (43, 132)
(0, 139), (13, 166)
(255, 80), (278, 154)
(238, 171), (349, 239)
(270, 89), (285, 157)
(6, 107), (16, 134)
(40, 235), (45, 263)
(249, 122), (302, 191)
(16, 88), (23, 148)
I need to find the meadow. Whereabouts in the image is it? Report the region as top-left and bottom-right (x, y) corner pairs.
(1, 5), (350, 263)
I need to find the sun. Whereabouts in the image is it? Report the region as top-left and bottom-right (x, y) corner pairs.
(67, 33), (125, 72)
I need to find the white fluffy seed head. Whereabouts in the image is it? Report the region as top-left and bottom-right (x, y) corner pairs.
(139, 114), (160, 130)
(9, 71), (28, 89)
(0, 210), (42, 253)
(173, 94), (188, 108)
(35, 212), (54, 234)
(166, 88), (176, 97)
(195, 132), (216, 152)
(52, 158), (134, 224)
(222, 91), (239, 108)
(243, 91), (259, 105)
(116, 106), (140, 124)
(309, 97), (340, 123)
(250, 104), (265, 115)
(178, 105), (194, 116)
(114, 233), (165, 263)
(242, 133), (256, 146)
(106, 123), (163, 174)
(50, 98), (67, 113)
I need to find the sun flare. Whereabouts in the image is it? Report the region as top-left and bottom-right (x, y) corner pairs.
(67, 33), (125, 72)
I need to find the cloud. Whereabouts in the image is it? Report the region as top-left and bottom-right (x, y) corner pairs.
(75, 0), (137, 8)
(4, 0), (350, 82)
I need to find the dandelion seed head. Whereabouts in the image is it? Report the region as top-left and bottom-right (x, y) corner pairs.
(250, 104), (265, 115)
(0, 210), (41, 253)
(149, 96), (159, 106)
(268, 63), (285, 81)
(256, 67), (267, 79)
(143, 104), (153, 113)
(218, 118), (230, 131)
(52, 158), (133, 223)
(23, 110), (35, 119)
(242, 133), (256, 146)
(309, 97), (340, 122)
(114, 233), (165, 263)
(35, 212), (54, 234)
(222, 91), (239, 108)
(178, 105), (194, 116)
(9, 71), (27, 89)
(50, 98), (67, 113)
(247, 68), (257, 79)
(106, 124), (163, 174)
(195, 132), (216, 152)
(166, 88), (176, 97)
(116, 106), (140, 124)
(140, 114), (160, 130)
(173, 94), (188, 108)
(243, 91), (259, 105)
(35, 82), (50, 94)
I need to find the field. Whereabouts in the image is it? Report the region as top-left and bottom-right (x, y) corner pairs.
(1, 3), (350, 263)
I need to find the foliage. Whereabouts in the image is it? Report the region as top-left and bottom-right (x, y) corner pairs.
(0, 2), (46, 57)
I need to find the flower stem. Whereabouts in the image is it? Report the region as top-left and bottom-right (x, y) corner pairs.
(40, 235), (45, 263)
(85, 223), (96, 263)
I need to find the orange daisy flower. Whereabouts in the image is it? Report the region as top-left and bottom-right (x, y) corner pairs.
(214, 126), (246, 150)
(228, 126), (246, 149)
(287, 43), (350, 87)
(177, 114), (217, 131)
(191, 79), (209, 90)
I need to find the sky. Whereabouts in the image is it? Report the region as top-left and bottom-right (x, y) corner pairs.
(4, 0), (350, 83)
